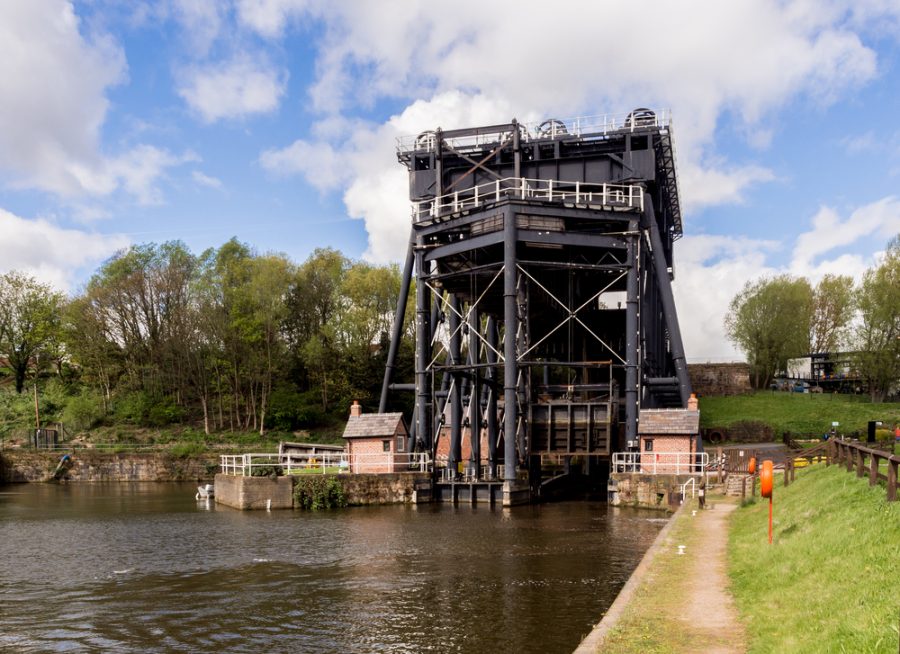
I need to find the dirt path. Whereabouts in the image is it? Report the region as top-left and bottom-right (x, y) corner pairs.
(680, 501), (746, 653)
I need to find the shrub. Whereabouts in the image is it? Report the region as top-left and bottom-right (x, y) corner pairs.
(170, 442), (205, 458)
(293, 476), (348, 510)
(114, 391), (185, 427)
(251, 464), (283, 479)
(62, 389), (106, 430)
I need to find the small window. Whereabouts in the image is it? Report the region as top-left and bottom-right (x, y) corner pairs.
(382, 440), (391, 452)
(396, 435), (404, 452)
(644, 438), (654, 452)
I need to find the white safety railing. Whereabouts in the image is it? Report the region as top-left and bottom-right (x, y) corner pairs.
(396, 109), (672, 153)
(611, 451), (709, 476)
(219, 452), (431, 477)
(434, 457), (506, 482)
(411, 177), (643, 222)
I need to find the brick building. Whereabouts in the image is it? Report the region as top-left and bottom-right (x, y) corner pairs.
(637, 396), (701, 473)
(342, 402), (409, 473)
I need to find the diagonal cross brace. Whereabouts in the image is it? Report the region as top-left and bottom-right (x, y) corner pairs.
(516, 265), (627, 364)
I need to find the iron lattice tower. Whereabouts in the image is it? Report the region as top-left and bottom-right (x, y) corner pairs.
(380, 109), (692, 486)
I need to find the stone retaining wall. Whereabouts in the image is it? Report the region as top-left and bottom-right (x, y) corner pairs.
(215, 474), (294, 510)
(0, 450), (216, 483)
(609, 473), (703, 511)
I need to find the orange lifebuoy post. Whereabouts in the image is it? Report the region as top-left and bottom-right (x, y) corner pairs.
(748, 457), (757, 475)
(760, 460), (774, 544)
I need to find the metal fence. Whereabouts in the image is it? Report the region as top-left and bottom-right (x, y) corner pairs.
(219, 452), (431, 476)
(411, 177), (643, 222)
(611, 451), (709, 475)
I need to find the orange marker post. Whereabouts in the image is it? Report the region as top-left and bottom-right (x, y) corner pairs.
(760, 460), (774, 544)
(748, 457), (757, 475)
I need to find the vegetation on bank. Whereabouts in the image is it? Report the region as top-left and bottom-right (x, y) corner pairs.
(725, 234), (899, 398)
(0, 240), (414, 446)
(729, 464), (900, 653)
(699, 391), (900, 438)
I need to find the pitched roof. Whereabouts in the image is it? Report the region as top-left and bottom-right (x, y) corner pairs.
(638, 409), (700, 435)
(342, 413), (407, 439)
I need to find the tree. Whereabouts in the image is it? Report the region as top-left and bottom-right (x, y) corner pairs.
(0, 272), (64, 393)
(853, 236), (900, 402)
(809, 274), (855, 354)
(725, 275), (811, 389)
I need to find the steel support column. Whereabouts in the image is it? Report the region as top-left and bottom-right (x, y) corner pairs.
(449, 295), (462, 474)
(468, 305), (481, 477)
(642, 194), (692, 406)
(485, 317), (499, 477)
(414, 245), (432, 451)
(379, 231), (414, 413)
(625, 218), (640, 448)
(503, 210), (518, 481)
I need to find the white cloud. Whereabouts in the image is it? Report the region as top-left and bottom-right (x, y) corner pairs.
(236, 0), (312, 39)
(0, 207), (129, 292)
(0, 1), (191, 204)
(674, 235), (780, 360)
(178, 54), (287, 123)
(192, 170), (224, 189)
(170, 0), (226, 55)
(248, 0), (891, 264)
(674, 196), (900, 359)
(790, 197), (900, 277)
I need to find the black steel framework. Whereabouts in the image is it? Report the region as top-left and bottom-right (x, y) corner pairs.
(380, 109), (692, 486)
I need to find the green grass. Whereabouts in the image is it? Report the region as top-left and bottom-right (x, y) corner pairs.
(700, 391), (900, 437)
(729, 464), (900, 653)
(287, 466), (343, 475)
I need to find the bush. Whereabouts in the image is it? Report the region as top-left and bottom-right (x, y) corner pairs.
(114, 391), (185, 427)
(62, 389), (106, 430)
(293, 476), (348, 510)
(251, 464), (283, 478)
(170, 442), (205, 458)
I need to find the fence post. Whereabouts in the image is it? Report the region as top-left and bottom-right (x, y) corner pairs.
(856, 448), (866, 479)
(888, 459), (897, 502)
(846, 444), (853, 473)
(741, 476), (746, 500)
(790, 458), (795, 483)
(869, 453), (879, 487)
(752, 474), (757, 497)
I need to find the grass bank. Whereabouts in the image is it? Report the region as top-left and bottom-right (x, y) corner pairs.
(700, 391), (900, 436)
(729, 464), (900, 653)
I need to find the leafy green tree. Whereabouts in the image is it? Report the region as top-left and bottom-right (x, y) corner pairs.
(725, 275), (812, 389)
(853, 236), (900, 402)
(809, 274), (855, 354)
(0, 272), (64, 393)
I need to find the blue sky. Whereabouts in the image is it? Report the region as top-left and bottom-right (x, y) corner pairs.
(1, 1), (899, 360)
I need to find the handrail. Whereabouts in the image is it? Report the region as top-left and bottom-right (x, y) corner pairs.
(611, 451), (709, 475)
(680, 477), (697, 500)
(396, 109), (673, 153)
(219, 451), (432, 476)
(829, 439), (899, 502)
(411, 176), (644, 222)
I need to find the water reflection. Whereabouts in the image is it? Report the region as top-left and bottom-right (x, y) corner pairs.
(0, 483), (663, 653)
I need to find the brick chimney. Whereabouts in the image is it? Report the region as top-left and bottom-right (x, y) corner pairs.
(687, 393), (699, 411)
(350, 400), (362, 417)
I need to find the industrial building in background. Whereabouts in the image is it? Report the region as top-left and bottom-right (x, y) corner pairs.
(379, 109), (697, 504)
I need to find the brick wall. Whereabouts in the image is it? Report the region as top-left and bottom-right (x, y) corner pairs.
(346, 423), (408, 473)
(640, 434), (695, 473)
(688, 362), (752, 396)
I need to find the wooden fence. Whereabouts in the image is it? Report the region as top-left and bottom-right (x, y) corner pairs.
(829, 439), (899, 502)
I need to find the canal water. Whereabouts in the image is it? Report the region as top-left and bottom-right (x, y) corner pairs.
(0, 483), (664, 653)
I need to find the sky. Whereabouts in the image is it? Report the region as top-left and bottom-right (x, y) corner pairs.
(2, 1), (900, 362)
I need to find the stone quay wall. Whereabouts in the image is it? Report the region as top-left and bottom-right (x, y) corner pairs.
(0, 450), (217, 483)
(608, 473), (704, 511)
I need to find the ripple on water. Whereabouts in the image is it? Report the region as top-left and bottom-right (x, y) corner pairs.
(0, 483), (664, 653)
